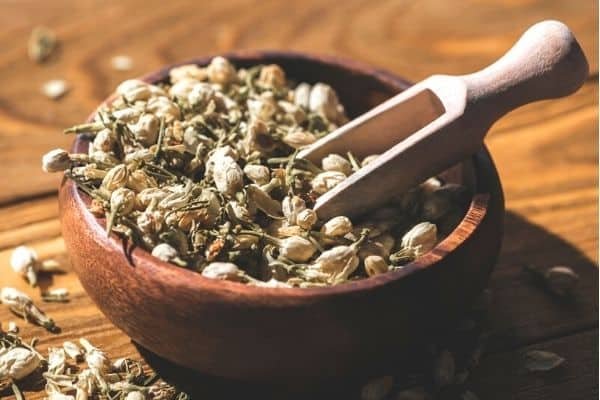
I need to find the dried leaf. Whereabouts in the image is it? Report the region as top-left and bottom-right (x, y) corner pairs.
(523, 350), (565, 372)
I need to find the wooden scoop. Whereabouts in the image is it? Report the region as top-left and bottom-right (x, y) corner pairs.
(299, 20), (589, 220)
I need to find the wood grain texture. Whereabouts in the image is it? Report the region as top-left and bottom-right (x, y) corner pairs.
(0, 0), (597, 398)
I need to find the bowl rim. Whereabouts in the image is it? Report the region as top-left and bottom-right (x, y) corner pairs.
(65, 50), (494, 299)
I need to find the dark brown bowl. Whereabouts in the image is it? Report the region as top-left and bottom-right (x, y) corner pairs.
(59, 51), (504, 383)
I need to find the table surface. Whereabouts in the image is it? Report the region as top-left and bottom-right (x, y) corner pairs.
(0, 1), (597, 399)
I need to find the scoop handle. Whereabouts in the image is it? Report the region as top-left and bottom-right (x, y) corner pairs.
(460, 20), (589, 124)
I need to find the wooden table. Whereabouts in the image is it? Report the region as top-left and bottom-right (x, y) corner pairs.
(0, 1), (597, 399)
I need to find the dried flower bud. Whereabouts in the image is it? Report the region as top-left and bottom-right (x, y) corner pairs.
(321, 216), (353, 237)
(282, 195), (306, 225)
(364, 255), (389, 277)
(247, 184), (283, 218)
(0, 287), (56, 331)
(247, 95), (277, 122)
(116, 79), (153, 102)
(310, 245), (359, 284)
(42, 149), (71, 172)
(311, 171), (346, 195)
(126, 392), (146, 400)
(309, 83), (345, 123)
(102, 165), (129, 192)
(169, 64), (207, 83)
(0, 347), (41, 380)
(294, 83), (311, 109)
(544, 266), (579, 296)
(360, 375), (393, 400)
(41, 288), (69, 303)
(296, 209), (318, 230)
(433, 350), (455, 387)
(63, 341), (84, 362)
(112, 107), (142, 123)
(213, 155), (243, 196)
(127, 169), (157, 192)
(146, 97), (180, 122)
(401, 222), (437, 257)
(47, 347), (67, 375)
(279, 236), (316, 263)
(151, 243), (179, 262)
(244, 118), (275, 154)
(361, 154), (379, 167)
(7, 321), (18, 334)
(207, 56), (236, 85)
(130, 113), (160, 146)
(80, 338), (111, 373)
(258, 64), (286, 88)
(277, 101), (306, 124)
(110, 187), (136, 216)
(282, 129), (317, 149)
(28, 26), (57, 63)
(42, 79), (69, 100)
(243, 164), (271, 185)
(202, 262), (241, 280)
(92, 129), (115, 153)
(322, 153), (352, 176)
(10, 245), (39, 287)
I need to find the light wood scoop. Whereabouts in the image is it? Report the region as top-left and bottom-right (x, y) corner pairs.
(299, 20), (589, 219)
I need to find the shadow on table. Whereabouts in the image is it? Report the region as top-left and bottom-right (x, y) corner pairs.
(134, 210), (598, 400)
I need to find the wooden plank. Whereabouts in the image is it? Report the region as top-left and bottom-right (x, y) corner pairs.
(471, 330), (599, 400)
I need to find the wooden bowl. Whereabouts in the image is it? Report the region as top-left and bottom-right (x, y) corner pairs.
(59, 51), (504, 383)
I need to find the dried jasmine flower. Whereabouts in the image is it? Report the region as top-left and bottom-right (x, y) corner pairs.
(544, 266), (579, 296)
(111, 55), (134, 71)
(360, 375), (393, 400)
(523, 350), (565, 372)
(42, 79), (69, 100)
(45, 57), (469, 287)
(10, 245), (39, 287)
(28, 26), (57, 63)
(41, 288), (70, 303)
(0, 346), (41, 380)
(0, 287), (57, 331)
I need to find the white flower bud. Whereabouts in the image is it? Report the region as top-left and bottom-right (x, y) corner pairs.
(151, 243), (179, 262)
(361, 154), (379, 167)
(42, 148), (71, 172)
(401, 222), (437, 257)
(112, 107), (141, 123)
(169, 64), (207, 83)
(47, 347), (66, 375)
(63, 341), (84, 362)
(321, 216), (353, 237)
(126, 392), (146, 400)
(213, 155), (243, 196)
(246, 184), (282, 218)
(311, 171), (346, 194)
(544, 266), (579, 296)
(92, 128), (115, 153)
(207, 56), (236, 85)
(110, 187), (136, 215)
(116, 79), (153, 102)
(243, 164), (271, 185)
(247, 96), (277, 122)
(0, 347), (41, 380)
(201, 262), (240, 280)
(282, 195), (306, 225)
(188, 82), (218, 108)
(127, 169), (157, 192)
(79, 338), (111, 373)
(257, 64), (286, 88)
(309, 83), (345, 123)
(282, 129), (316, 149)
(243, 118), (275, 154)
(322, 154), (352, 176)
(102, 164), (129, 192)
(311, 245), (359, 283)
(279, 236), (316, 263)
(130, 113), (159, 146)
(146, 96), (180, 122)
(277, 100), (306, 124)
(10, 245), (39, 286)
(364, 255), (389, 277)
(293, 83), (311, 109)
(296, 209), (318, 230)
